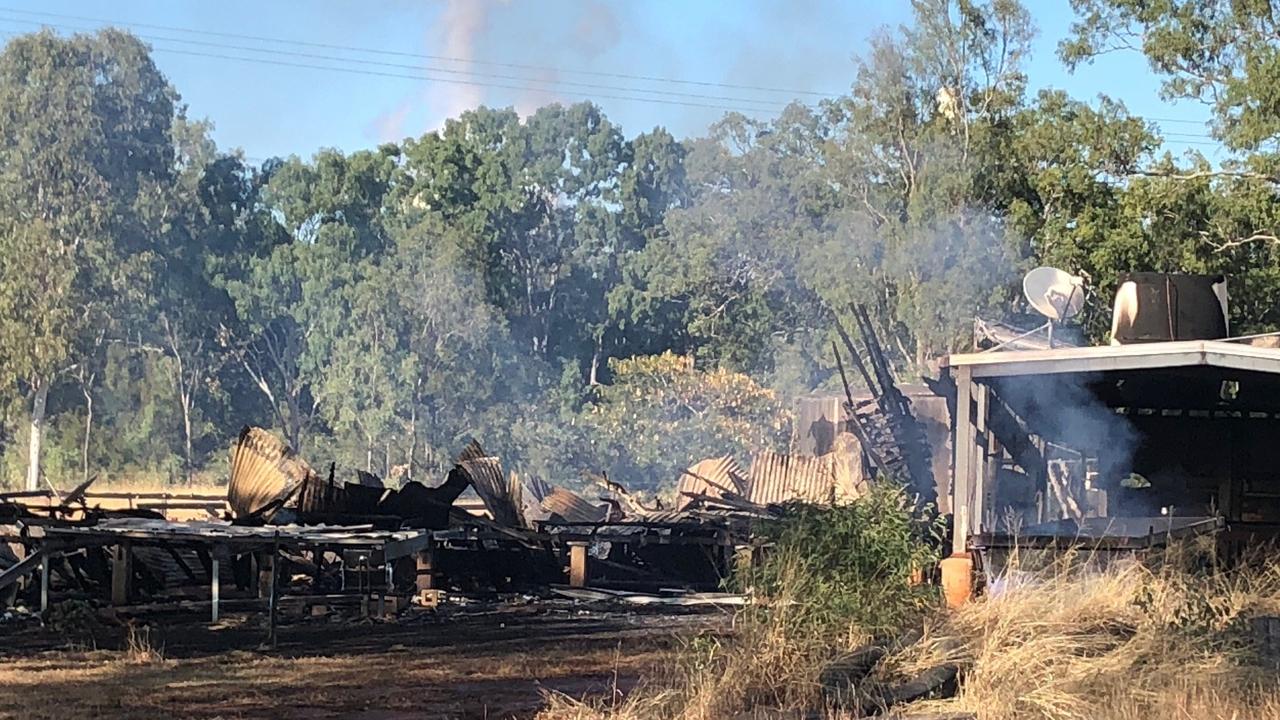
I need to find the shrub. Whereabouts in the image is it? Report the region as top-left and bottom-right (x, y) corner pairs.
(738, 483), (946, 635)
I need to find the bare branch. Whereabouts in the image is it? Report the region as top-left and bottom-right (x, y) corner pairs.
(1131, 169), (1279, 183)
(1201, 231), (1280, 252)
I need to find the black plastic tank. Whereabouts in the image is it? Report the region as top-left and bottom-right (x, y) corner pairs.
(1110, 273), (1228, 344)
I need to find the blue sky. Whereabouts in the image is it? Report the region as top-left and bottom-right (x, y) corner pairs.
(0, 1), (1220, 163)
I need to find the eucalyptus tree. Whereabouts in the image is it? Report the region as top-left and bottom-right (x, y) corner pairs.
(0, 30), (180, 488)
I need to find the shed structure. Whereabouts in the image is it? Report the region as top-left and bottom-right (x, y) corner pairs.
(943, 339), (1280, 555)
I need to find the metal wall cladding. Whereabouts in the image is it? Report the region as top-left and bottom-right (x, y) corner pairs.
(676, 456), (747, 510)
(227, 426), (313, 519)
(795, 396), (846, 457)
(459, 456), (528, 529)
(744, 450), (837, 506)
(830, 432), (869, 503)
(540, 486), (609, 523)
(296, 472), (345, 516)
(793, 390), (950, 512)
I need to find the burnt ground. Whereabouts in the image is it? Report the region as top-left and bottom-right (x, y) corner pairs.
(0, 600), (725, 720)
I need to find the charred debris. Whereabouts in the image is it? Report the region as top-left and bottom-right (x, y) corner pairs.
(0, 310), (942, 622)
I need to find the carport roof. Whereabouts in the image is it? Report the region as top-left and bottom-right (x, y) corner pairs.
(943, 339), (1280, 378)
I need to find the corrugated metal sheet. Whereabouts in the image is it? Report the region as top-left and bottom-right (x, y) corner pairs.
(456, 442), (528, 529)
(511, 471), (549, 525)
(297, 469), (345, 516)
(540, 486), (609, 523)
(795, 389), (950, 512)
(227, 426), (313, 519)
(795, 396), (845, 457)
(676, 456), (747, 510)
(524, 475), (553, 503)
(831, 432), (868, 503)
(455, 439), (487, 464)
(744, 450), (836, 506)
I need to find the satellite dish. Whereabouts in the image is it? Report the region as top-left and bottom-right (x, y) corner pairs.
(1024, 266), (1085, 322)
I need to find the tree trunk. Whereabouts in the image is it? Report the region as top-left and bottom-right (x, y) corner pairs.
(81, 386), (93, 483)
(26, 379), (48, 492)
(589, 340), (603, 386)
(181, 393), (194, 484)
(407, 401), (417, 481)
(0, 406), (9, 461)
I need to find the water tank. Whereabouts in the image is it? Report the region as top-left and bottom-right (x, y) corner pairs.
(1110, 273), (1228, 344)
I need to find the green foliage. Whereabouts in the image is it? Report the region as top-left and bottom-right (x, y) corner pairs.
(737, 484), (946, 634)
(6, 0), (1280, 491)
(1061, 0), (1280, 153)
(579, 352), (791, 492)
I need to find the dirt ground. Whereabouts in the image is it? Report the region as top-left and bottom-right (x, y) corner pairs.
(0, 601), (722, 720)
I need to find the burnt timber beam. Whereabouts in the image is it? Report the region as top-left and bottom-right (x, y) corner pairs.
(0, 549), (44, 593)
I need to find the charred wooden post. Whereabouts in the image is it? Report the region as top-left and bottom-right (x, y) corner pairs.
(312, 548), (325, 587)
(415, 548), (436, 592)
(267, 532), (279, 647)
(568, 541), (589, 588)
(256, 550), (275, 600)
(110, 543), (132, 606)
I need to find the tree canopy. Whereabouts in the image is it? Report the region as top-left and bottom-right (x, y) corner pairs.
(2, 1), (1277, 492)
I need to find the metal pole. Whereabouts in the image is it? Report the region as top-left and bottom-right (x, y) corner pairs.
(210, 555), (220, 623)
(952, 366), (975, 555)
(267, 533), (279, 648)
(39, 551), (49, 613)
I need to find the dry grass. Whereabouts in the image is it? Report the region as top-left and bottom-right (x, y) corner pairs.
(880, 543), (1280, 720)
(89, 468), (227, 491)
(5, 476), (230, 521)
(122, 624), (166, 664)
(540, 543), (1280, 720)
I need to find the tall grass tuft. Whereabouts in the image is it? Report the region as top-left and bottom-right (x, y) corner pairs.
(123, 623), (165, 664)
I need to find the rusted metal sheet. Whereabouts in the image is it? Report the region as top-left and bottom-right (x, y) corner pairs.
(297, 468), (344, 516)
(794, 389), (950, 512)
(795, 396), (845, 457)
(506, 471), (549, 525)
(831, 432), (869, 503)
(456, 443), (528, 529)
(455, 439), (487, 464)
(744, 450), (836, 506)
(676, 456), (747, 510)
(227, 427), (313, 519)
(540, 486), (609, 523)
